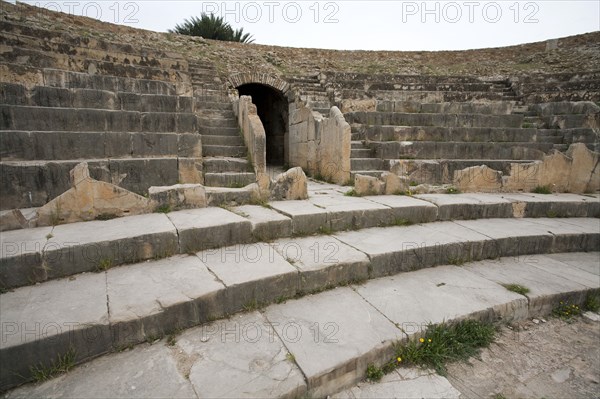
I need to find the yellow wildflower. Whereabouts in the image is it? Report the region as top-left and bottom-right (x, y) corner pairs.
(419, 338), (425, 343)
(397, 357), (402, 363)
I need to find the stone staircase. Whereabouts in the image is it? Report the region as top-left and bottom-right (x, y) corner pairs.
(189, 61), (256, 188)
(0, 19), (258, 211)
(324, 73), (599, 183)
(287, 75), (333, 115)
(1, 188), (598, 395)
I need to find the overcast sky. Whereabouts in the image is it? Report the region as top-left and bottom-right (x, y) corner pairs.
(16, 0), (600, 50)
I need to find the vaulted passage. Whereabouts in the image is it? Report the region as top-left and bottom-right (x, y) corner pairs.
(237, 83), (288, 165)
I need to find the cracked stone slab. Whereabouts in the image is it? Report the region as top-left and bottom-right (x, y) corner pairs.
(332, 368), (461, 399)
(543, 252), (600, 277)
(414, 193), (513, 220)
(232, 205), (292, 241)
(167, 207), (252, 252)
(463, 254), (598, 316)
(178, 311), (306, 398)
(334, 221), (490, 277)
(269, 200), (328, 235)
(6, 342), (196, 399)
(271, 235), (370, 293)
(0, 225), (53, 288)
(362, 195), (438, 224)
(354, 265), (528, 338)
(0, 272), (110, 390)
(264, 287), (402, 398)
(308, 194), (392, 230)
(44, 213), (179, 282)
(107, 255), (226, 347)
(198, 242), (298, 312)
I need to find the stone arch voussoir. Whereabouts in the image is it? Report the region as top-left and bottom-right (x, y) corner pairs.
(228, 73), (290, 94)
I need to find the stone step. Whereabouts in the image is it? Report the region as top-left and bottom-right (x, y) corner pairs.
(353, 125), (597, 144)
(2, 193), (597, 288)
(198, 126), (240, 136)
(203, 172), (256, 188)
(202, 145), (247, 158)
(6, 250), (598, 397)
(0, 157), (200, 209)
(196, 116), (238, 129)
(0, 105), (198, 133)
(203, 157), (254, 173)
(194, 108), (236, 119)
(338, 89), (507, 103)
(351, 148), (373, 158)
(329, 72), (484, 85)
(331, 80), (494, 92)
(0, 43), (188, 87)
(1, 214), (597, 391)
(194, 100), (232, 111)
(351, 132), (363, 141)
(370, 141), (552, 160)
(351, 140), (365, 149)
(351, 158), (386, 170)
(200, 134), (244, 147)
(376, 101), (515, 115)
(38, 67), (180, 95)
(350, 170), (385, 179)
(345, 112), (524, 129)
(313, 107), (331, 115)
(389, 159), (539, 185)
(0, 83), (194, 113)
(0, 22), (187, 71)
(0, 131), (202, 161)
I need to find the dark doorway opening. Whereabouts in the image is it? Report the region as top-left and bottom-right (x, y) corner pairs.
(237, 83), (288, 165)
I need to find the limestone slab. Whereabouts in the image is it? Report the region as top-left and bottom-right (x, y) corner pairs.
(6, 343), (196, 399)
(107, 255), (226, 346)
(308, 194), (393, 230)
(198, 242), (298, 311)
(334, 222), (490, 277)
(362, 195), (438, 223)
(0, 272), (110, 390)
(543, 252), (600, 277)
(500, 193), (599, 218)
(272, 236), (369, 293)
(45, 213), (178, 280)
(167, 207), (252, 252)
(179, 311), (307, 398)
(0, 225), (52, 288)
(354, 265), (528, 338)
(463, 255), (595, 316)
(415, 193), (513, 220)
(453, 218), (556, 257)
(232, 204), (292, 241)
(264, 287), (402, 397)
(269, 200), (328, 235)
(332, 368), (461, 399)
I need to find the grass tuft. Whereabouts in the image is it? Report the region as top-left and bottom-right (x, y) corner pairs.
(502, 284), (530, 296)
(395, 319), (496, 376)
(532, 185), (552, 194)
(30, 347), (76, 382)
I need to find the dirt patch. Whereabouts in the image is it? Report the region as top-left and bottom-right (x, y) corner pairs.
(447, 316), (600, 398)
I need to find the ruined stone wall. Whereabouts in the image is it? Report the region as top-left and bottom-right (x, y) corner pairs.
(2, 1), (600, 84)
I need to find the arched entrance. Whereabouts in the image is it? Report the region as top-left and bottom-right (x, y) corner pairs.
(236, 83), (288, 166)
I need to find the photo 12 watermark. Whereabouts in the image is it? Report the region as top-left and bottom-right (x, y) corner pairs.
(400, 1), (540, 24)
(31, 1), (141, 24)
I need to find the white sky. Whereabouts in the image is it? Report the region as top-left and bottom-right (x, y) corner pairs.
(15, 0), (600, 50)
